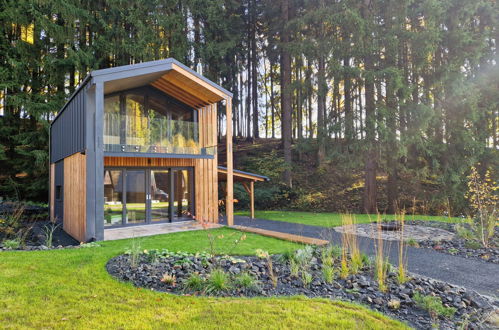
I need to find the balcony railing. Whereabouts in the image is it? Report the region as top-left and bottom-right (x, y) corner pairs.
(103, 113), (215, 156)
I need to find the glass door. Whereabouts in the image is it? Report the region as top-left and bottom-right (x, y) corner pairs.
(104, 167), (194, 228)
(150, 170), (170, 222)
(125, 170), (147, 224)
(172, 169), (193, 219)
(104, 169), (124, 227)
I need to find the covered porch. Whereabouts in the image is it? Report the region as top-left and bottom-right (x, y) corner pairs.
(218, 166), (269, 221)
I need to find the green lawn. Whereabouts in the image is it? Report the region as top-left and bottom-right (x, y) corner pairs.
(235, 210), (461, 227)
(0, 228), (407, 329)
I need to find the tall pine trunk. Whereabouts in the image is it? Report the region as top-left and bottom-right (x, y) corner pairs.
(280, 0), (292, 186)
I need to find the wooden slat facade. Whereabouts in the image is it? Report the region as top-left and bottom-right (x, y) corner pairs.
(63, 152), (86, 242)
(49, 163), (55, 221)
(194, 103), (218, 223)
(104, 157), (195, 167)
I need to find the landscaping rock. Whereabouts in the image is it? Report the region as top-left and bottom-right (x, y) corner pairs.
(106, 246), (496, 330)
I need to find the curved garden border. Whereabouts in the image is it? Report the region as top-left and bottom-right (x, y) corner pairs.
(107, 246), (497, 329)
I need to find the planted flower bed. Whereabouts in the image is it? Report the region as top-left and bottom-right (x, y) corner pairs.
(107, 246), (497, 329)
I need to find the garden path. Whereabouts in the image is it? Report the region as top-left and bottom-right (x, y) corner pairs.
(222, 216), (499, 300)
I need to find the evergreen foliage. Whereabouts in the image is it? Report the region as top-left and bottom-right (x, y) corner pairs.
(0, 0), (497, 214)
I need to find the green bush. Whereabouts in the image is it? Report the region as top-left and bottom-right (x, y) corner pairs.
(321, 264), (336, 284)
(413, 292), (457, 321)
(184, 273), (204, 291)
(234, 272), (260, 291)
(2, 238), (21, 249)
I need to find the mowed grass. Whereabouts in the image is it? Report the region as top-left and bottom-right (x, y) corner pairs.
(235, 210), (461, 227)
(0, 227), (408, 329)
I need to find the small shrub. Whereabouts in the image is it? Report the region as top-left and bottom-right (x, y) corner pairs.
(321, 246), (334, 267)
(144, 249), (160, 264)
(125, 238), (142, 268)
(321, 264), (335, 284)
(205, 268), (231, 294)
(413, 292), (456, 322)
(278, 250), (295, 263)
(160, 273), (176, 286)
(465, 166), (498, 248)
(184, 273), (204, 291)
(289, 258), (299, 277)
(464, 240), (482, 250)
(42, 222), (59, 248)
(455, 224), (474, 241)
(2, 238), (21, 249)
(256, 249), (277, 288)
(447, 248), (458, 254)
(294, 246), (314, 266)
(406, 238), (419, 247)
(234, 272), (260, 291)
(301, 271), (313, 287)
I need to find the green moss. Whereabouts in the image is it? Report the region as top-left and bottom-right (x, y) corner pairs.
(0, 228), (407, 329)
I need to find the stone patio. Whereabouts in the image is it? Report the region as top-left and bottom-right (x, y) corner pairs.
(334, 223), (455, 242)
(104, 220), (221, 241)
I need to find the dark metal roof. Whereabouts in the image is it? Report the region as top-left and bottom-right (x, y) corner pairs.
(218, 166), (270, 181)
(51, 58), (232, 125)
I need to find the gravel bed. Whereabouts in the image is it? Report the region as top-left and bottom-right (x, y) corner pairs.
(406, 221), (499, 264)
(107, 247), (498, 329)
(0, 220), (81, 251)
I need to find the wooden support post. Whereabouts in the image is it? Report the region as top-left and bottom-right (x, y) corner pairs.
(226, 97), (234, 226)
(242, 181), (255, 219)
(250, 181), (255, 219)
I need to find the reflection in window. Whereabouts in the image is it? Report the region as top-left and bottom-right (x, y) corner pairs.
(104, 170), (124, 227)
(103, 86), (198, 153)
(125, 94), (147, 147)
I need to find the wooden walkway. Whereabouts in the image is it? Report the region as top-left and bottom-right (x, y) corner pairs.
(231, 225), (329, 246)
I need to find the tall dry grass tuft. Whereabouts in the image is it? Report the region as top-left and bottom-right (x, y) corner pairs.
(372, 214), (388, 292)
(340, 214), (362, 275)
(397, 211), (409, 284)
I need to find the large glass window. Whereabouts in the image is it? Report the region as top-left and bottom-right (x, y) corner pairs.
(103, 86), (203, 154)
(103, 167), (194, 228)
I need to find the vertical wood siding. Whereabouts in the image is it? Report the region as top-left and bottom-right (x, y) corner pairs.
(63, 152), (87, 242)
(49, 163), (55, 221)
(195, 104), (218, 223)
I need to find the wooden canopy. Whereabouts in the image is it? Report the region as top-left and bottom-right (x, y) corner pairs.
(218, 166), (269, 219)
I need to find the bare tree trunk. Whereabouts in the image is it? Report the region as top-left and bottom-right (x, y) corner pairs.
(317, 55), (326, 165)
(251, 0), (259, 139)
(280, 0), (292, 186)
(362, 0), (377, 214)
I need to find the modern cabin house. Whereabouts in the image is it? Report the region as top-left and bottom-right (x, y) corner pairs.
(49, 58), (265, 242)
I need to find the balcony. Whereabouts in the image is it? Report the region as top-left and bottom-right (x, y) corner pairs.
(103, 113), (215, 156)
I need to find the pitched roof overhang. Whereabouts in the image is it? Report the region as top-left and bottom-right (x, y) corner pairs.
(91, 58), (232, 108)
(52, 58), (232, 125)
(217, 166), (269, 183)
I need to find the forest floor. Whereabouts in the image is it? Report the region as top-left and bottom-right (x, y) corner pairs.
(222, 138), (467, 215)
(0, 228), (405, 329)
(234, 210), (460, 227)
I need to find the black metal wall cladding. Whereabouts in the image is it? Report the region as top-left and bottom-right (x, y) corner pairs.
(50, 85), (87, 163)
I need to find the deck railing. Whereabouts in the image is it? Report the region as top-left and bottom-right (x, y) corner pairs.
(103, 113), (215, 155)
